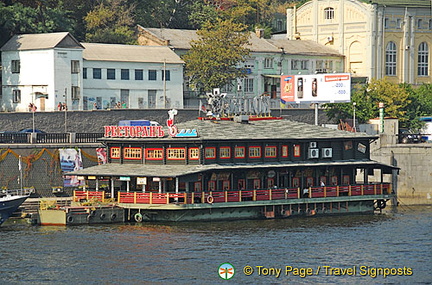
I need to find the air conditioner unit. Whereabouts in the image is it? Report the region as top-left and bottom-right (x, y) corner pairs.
(308, 148), (319, 159)
(322, 148), (333, 158)
(309, 142), (317, 148)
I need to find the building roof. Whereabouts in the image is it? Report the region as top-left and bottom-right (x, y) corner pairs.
(1, 32), (84, 51)
(364, 0), (431, 8)
(70, 160), (397, 177)
(138, 26), (342, 57)
(266, 38), (343, 57)
(103, 118), (376, 142)
(81, 43), (184, 64)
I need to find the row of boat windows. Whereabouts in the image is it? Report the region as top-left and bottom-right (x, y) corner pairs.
(110, 145), (301, 160)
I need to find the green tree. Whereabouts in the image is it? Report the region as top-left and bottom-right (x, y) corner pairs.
(0, 2), (74, 46)
(84, 0), (136, 44)
(182, 19), (250, 92)
(324, 78), (411, 125)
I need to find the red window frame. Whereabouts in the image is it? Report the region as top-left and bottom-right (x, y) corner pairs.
(145, 148), (164, 160)
(264, 146), (277, 158)
(306, 176), (314, 187)
(234, 146), (246, 158)
(205, 147), (216, 159)
(219, 147), (231, 159)
(123, 147), (142, 160)
(188, 147), (200, 160)
(166, 147), (186, 160)
(208, 180), (216, 191)
(222, 180), (230, 190)
(110, 147), (120, 159)
(194, 182), (202, 192)
(281, 145), (289, 158)
(293, 144), (301, 157)
(249, 146), (262, 158)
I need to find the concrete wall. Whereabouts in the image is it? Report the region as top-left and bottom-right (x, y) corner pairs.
(371, 136), (432, 206)
(0, 108), (333, 133)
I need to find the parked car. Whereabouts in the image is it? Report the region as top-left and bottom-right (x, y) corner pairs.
(398, 128), (423, 144)
(18, 128), (45, 133)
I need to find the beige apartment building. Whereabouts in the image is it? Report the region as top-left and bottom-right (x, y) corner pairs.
(287, 0), (432, 84)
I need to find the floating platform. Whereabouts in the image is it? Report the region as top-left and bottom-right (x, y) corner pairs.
(38, 205), (124, 226)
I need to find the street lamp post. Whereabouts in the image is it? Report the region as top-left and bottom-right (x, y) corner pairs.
(353, 102), (356, 132)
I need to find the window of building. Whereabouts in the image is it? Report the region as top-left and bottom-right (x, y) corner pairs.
(385, 41), (397, 76)
(208, 180), (216, 191)
(110, 147), (120, 159)
(384, 18), (389, 29)
(189, 148), (200, 160)
(264, 58), (273, 69)
(135, 69), (143, 80)
(301, 60), (308, 70)
(324, 7), (334, 20)
(107, 69), (115, 80)
(93, 68), (102, 79)
(291, 60), (299, 70)
(71, 60), (80, 74)
(11, 60), (20, 73)
(281, 145), (289, 157)
(71, 86), (80, 100)
(249, 146), (261, 158)
(244, 78), (254, 93)
(418, 42), (429, 76)
(417, 19), (423, 29)
(234, 146), (245, 158)
(264, 146), (277, 158)
(429, 19), (432, 30)
(167, 148), (186, 160)
(124, 147), (142, 160)
(149, 70), (157, 81)
(83, 68), (87, 79)
(162, 70), (170, 81)
(396, 19), (402, 29)
(121, 69), (129, 80)
(293, 144), (301, 157)
(145, 148), (164, 160)
(12, 90), (21, 103)
(220, 147), (231, 159)
(205, 147), (216, 159)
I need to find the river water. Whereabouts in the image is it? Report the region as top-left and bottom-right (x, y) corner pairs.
(1, 206), (431, 285)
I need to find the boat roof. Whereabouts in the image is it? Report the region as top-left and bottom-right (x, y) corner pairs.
(102, 118), (377, 142)
(69, 160), (398, 177)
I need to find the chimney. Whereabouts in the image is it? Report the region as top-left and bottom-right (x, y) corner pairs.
(255, 28), (264, 38)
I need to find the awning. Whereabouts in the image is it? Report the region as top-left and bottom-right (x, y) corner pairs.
(261, 74), (282, 78)
(69, 160), (398, 178)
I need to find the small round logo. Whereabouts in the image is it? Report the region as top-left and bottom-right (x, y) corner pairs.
(218, 263), (235, 280)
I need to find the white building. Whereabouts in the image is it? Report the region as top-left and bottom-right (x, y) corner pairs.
(1, 32), (184, 112)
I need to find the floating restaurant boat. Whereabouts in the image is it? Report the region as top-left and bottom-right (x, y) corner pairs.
(0, 189), (31, 226)
(69, 112), (397, 222)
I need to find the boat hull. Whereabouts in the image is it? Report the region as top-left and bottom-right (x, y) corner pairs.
(0, 195), (29, 226)
(123, 199), (385, 222)
(39, 206), (125, 226)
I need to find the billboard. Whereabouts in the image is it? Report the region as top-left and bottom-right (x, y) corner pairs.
(281, 73), (351, 103)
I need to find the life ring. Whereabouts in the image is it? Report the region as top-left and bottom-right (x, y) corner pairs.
(110, 213), (117, 221)
(134, 213), (143, 222)
(66, 215), (74, 223)
(100, 213), (106, 220)
(377, 200), (386, 209)
(206, 195), (214, 204)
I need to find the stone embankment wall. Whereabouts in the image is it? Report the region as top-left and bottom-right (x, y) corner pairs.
(371, 136), (432, 206)
(0, 108), (330, 133)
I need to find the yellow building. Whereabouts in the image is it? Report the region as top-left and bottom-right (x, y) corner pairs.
(287, 0), (432, 84)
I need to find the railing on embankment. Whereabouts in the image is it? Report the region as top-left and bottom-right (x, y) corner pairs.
(73, 183), (391, 205)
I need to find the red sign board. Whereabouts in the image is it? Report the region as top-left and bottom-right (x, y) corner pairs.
(104, 126), (165, 138)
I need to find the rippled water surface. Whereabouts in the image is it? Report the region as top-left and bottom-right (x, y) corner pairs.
(1, 206), (431, 284)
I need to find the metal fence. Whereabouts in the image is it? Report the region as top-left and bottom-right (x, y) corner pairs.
(0, 132), (104, 144)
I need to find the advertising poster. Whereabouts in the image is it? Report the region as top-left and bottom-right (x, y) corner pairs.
(96, 147), (107, 165)
(280, 73), (351, 103)
(59, 148), (84, 187)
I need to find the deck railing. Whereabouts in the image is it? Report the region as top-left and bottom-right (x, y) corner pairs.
(73, 183), (391, 205)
